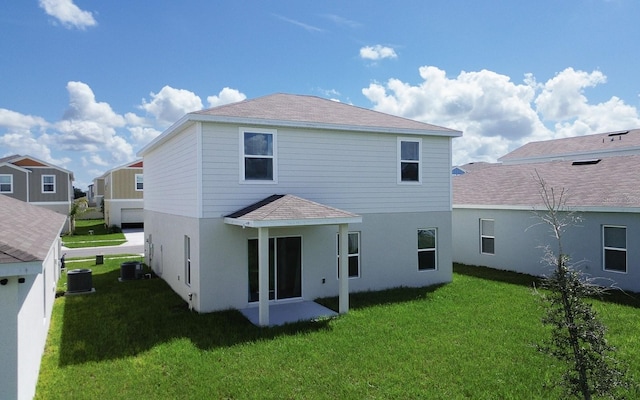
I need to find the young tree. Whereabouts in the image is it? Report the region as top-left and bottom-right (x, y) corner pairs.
(533, 171), (630, 399)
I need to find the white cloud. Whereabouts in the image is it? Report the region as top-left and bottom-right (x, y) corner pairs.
(362, 66), (640, 165)
(63, 81), (125, 127)
(207, 87), (247, 108)
(128, 125), (161, 144)
(38, 0), (97, 30)
(140, 86), (203, 127)
(0, 108), (48, 130)
(359, 45), (397, 61)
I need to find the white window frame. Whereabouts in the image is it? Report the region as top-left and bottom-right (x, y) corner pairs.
(417, 228), (437, 271)
(0, 174), (13, 193)
(337, 231), (361, 279)
(135, 174), (143, 191)
(42, 175), (56, 193)
(239, 127), (278, 184)
(480, 219), (495, 255)
(602, 225), (627, 273)
(397, 137), (422, 184)
(184, 235), (191, 286)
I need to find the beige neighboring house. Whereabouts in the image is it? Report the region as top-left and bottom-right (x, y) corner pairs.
(0, 154), (74, 232)
(0, 194), (66, 400)
(102, 160), (143, 228)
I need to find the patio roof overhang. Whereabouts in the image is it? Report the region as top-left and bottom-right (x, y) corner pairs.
(224, 194), (361, 327)
(223, 194), (362, 228)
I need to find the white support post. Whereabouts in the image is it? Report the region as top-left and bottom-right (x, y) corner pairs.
(338, 224), (349, 314)
(258, 227), (269, 326)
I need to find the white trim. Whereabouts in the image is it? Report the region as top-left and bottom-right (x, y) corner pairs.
(196, 122), (203, 218)
(397, 137), (422, 184)
(134, 174), (143, 191)
(224, 216), (362, 228)
(417, 228), (437, 271)
(0, 174), (13, 193)
(41, 175), (56, 193)
(602, 225), (627, 273)
(480, 218), (495, 255)
(239, 127), (278, 184)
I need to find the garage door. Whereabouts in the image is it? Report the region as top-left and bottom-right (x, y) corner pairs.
(121, 208), (144, 224)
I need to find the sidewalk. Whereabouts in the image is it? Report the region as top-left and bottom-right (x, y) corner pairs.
(62, 228), (145, 258)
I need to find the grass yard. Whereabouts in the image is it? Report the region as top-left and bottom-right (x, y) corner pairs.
(36, 260), (640, 399)
(62, 219), (126, 248)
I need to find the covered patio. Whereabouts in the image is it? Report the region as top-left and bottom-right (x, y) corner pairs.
(225, 194), (362, 327)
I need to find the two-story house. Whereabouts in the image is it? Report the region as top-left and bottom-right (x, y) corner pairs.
(0, 154), (74, 232)
(138, 93), (462, 326)
(101, 160), (143, 228)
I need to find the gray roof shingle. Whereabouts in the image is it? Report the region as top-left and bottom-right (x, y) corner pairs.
(453, 154), (640, 209)
(0, 194), (67, 263)
(499, 128), (640, 163)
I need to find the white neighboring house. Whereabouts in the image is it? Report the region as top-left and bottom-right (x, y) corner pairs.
(0, 194), (66, 400)
(101, 160), (144, 228)
(138, 93), (462, 326)
(453, 129), (640, 293)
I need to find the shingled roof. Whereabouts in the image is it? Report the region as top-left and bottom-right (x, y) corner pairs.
(453, 154), (640, 211)
(225, 194), (361, 228)
(499, 128), (640, 164)
(0, 195), (66, 263)
(140, 93), (461, 156)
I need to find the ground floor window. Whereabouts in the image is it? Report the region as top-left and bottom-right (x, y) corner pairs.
(337, 231), (360, 278)
(248, 236), (302, 302)
(418, 228), (437, 270)
(480, 219), (495, 255)
(603, 225), (626, 273)
(184, 235), (191, 286)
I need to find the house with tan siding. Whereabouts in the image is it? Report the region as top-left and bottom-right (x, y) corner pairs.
(138, 93), (462, 326)
(102, 160), (143, 228)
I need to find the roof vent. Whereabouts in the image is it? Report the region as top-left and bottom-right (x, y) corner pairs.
(607, 130), (628, 137)
(572, 159), (601, 166)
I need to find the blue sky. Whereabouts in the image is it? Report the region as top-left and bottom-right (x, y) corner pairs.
(1, 0), (639, 190)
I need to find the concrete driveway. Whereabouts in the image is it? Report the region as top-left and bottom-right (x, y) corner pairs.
(62, 228), (145, 259)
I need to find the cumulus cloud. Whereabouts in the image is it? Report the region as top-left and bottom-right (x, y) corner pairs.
(360, 45), (397, 61)
(363, 66), (640, 165)
(0, 108), (48, 131)
(207, 87), (247, 108)
(140, 86), (203, 127)
(38, 0), (97, 30)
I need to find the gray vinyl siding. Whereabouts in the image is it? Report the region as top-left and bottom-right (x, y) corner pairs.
(0, 165), (28, 201)
(26, 168), (70, 202)
(200, 123), (453, 217)
(143, 123), (199, 216)
(452, 208), (640, 293)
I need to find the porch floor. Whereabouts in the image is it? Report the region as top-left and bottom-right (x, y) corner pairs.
(240, 301), (338, 327)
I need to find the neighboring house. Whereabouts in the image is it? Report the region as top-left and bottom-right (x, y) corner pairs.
(102, 160), (143, 228)
(0, 154), (74, 232)
(453, 130), (640, 293)
(138, 93), (462, 326)
(91, 175), (105, 208)
(0, 194), (66, 400)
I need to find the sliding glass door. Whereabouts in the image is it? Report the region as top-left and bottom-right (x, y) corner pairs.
(248, 236), (301, 302)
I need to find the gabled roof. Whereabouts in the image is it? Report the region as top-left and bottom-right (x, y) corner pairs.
(139, 93), (461, 156)
(224, 194), (362, 228)
(97, 159), (143, 179)
(453, 154), (640, 211)
(0, 194), (66, 263)
(0, 154), (75, 180)
(499, 128), (640, 164)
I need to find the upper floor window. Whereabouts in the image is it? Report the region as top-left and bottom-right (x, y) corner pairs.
(241, 128), (277, 183)
(603, 225), (626, 273)
(0, 175), (12, 193)
(417, 228), (437, 270)
(480, 219), (495, 255)
(135, 174), (143, 191)
(398, 138), (421, 183)
(42, 175), (56, 193)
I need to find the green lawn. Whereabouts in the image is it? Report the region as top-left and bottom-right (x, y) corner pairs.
(36, 260), (640, 399)
(62, 219), (126, 248)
